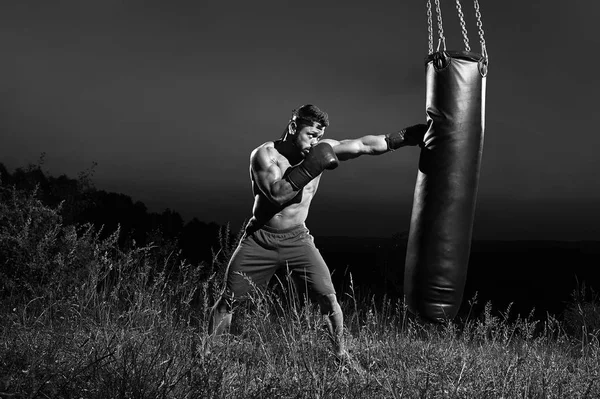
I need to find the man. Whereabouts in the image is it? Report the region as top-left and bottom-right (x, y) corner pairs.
(207, 104), (427, 358)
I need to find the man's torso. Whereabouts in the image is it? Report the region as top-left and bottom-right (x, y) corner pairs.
(248, 141), (321, 231)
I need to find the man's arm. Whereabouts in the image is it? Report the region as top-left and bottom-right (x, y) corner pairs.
(251, 146), (299, 206)
(321, 124), (428, 162)
(251, 143), (339, 206)
(320, 136), (387, 161)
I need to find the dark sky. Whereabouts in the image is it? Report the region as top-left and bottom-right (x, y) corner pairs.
(1, 1), (599, 240)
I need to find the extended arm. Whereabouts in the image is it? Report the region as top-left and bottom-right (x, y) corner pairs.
(321, 124), (428, 161)
(321, 135), (388, 161)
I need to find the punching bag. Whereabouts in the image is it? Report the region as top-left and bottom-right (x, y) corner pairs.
(404, 0), (488, 321)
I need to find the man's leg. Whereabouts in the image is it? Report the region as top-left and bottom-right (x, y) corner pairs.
(284, 227), (347, 357)
(208, 296), (233, 337)
(204, 295), (233, 356)
(205, 230), (278, 354)
(204, 239), (244, 355)
(318, 293), (346, 358)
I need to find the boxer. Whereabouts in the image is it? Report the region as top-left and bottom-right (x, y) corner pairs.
(207, 104), (426, 358)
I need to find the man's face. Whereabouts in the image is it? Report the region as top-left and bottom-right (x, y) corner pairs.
(292, 122), (325, 156)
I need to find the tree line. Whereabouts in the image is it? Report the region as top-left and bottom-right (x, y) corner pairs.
(0, 159), (224, 267)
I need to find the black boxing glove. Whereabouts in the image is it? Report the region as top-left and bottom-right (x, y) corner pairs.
(285, 142), (339, 190)
(385, 124), (429, 150)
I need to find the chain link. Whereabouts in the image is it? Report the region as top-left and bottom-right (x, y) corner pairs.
(427, 0), (434, 54)
(455, 0), (471, 52)
(474, 0), (487, 57)
(427, 0), (487, 55)
(434, 0), (446, 51)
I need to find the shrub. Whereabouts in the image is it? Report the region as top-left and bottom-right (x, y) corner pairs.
(563, 282), (600, 340)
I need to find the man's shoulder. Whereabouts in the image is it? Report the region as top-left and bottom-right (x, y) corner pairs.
(250, 141), (278, 158)
(250, 141), (281, 166)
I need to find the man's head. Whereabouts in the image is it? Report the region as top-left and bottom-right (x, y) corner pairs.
(283, 104), (329, 156)
(290, 104), (329, 130)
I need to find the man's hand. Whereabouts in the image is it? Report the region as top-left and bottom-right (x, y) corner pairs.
(285, 142), (339, 190)
(385, 123), (429, 150)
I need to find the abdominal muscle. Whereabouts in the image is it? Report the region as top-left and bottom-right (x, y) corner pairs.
(248, 175), (320, 231)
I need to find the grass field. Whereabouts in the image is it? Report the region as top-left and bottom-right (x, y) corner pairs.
(1, 184), (599, 398)
(1, 262), (599, 398)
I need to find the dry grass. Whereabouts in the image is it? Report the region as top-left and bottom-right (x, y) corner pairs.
(1, 184), (599, 398)
(1, 270), (599, 398)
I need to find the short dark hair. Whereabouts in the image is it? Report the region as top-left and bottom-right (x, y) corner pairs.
(291, 104), (329, 129)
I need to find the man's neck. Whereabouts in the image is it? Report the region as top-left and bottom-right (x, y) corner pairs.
(275, 139), (303, 165)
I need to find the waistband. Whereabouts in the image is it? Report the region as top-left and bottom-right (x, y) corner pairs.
(245, 221), (307, 235)
(260, 223), (307, 234)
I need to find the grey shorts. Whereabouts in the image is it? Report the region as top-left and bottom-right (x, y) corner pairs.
(223, 224), (335, 300)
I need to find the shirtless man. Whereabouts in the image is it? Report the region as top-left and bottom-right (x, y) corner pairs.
(208, 104), (427, 357)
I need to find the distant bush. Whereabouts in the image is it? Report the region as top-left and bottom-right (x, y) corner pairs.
(0, 183), (100, 300)
(563, 282), (600, 340)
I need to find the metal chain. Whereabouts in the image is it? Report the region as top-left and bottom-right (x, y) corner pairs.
(455, 0), (471, 52)
(427, 0), (434, 54)
(434, 0), (446, 51)
(426, 0), (487, 56)
(474, 0), (487, 57)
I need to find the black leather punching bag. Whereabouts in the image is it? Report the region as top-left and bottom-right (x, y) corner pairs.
(404, 50), (488, 321)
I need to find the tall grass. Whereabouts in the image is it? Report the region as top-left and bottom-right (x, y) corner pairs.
(1, 184), (600, 398)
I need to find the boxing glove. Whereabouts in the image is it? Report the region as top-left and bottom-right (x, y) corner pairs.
(385, 124), (428, 150)
(285, 142), (339, 190)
